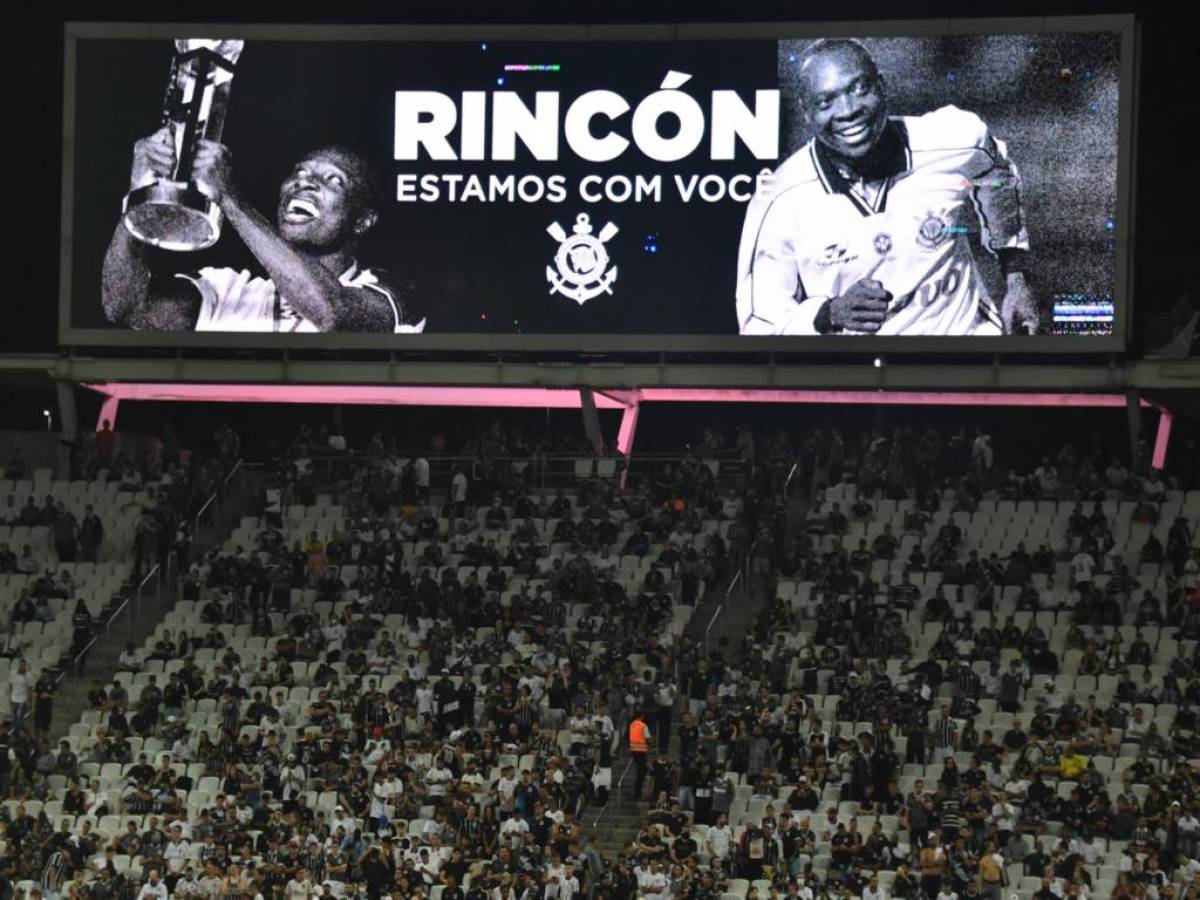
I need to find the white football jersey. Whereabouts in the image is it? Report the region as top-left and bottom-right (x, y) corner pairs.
(179, 262), (426, 333)
(736, 105), (1029, 336)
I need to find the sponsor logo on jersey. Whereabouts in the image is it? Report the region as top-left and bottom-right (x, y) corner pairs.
(817, 244), (859, 268)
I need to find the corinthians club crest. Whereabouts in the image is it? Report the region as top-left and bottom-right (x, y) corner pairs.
(546, 213), (619, 305)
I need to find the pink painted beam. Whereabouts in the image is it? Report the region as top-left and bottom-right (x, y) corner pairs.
(1152, 410), (1173, 470)
(96, 395), (121, 432)
(636, 388), (1149, 408)
(84, 383), (1148, 410)
(83, 383), (628, 410)
(616, 400), (642, 457)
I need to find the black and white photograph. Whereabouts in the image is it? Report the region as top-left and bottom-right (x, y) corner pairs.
(737, 33), (1121, 337)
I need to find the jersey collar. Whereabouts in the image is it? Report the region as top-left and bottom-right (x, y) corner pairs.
(810, 119), (911, 216)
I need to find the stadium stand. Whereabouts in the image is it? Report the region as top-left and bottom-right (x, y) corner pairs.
(4, 417), (1200, 900)
(2, 423), (743, 900)
(583, 425), (1200, 900)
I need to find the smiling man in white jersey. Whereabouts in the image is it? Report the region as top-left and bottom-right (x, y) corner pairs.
(103, 131), (424, 334)
(736, 38), (1036, 336)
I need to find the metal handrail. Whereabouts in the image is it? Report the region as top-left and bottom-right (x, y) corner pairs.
(223, 458), (244, 491)
(193, 493), (217, 539)
(47, 459), (244, 690)
(70, 634), (99, 678)
(704, 605), (724, 655)
(136, 563), (160, 595)
(108, 594), (131, 628)
(703, 568), (744, 655)
(725, 568), (743, 601)
(784, 461), (799, 493)
(131, 562), (161, 632)
(191, 457), (244, 542)
(56, 554), (164, 684)
(591, 756), (636, 830)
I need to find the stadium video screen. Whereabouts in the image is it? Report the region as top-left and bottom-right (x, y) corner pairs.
(60, 19), (1134, 350)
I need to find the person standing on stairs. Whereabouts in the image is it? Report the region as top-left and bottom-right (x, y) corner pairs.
(629, 711), (651, 799)
(654, 679), (677, 754)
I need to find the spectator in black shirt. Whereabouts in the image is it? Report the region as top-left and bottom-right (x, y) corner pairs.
(1002, 718), (1029, 752)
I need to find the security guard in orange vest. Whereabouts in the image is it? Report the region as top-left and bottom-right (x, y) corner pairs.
(628, 711), (652, 799)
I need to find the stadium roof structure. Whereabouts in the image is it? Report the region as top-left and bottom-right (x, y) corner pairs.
(75, 381), (1176, 471)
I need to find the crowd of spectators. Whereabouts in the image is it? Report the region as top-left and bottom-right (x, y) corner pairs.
(591, 423), (1200, 900)
(1, 421), (240, 786)
(2, 421), (742, 900)
(7, 413), (1200, 900)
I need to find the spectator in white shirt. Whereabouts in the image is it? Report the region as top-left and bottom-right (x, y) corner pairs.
(1035, 459), (1059, 497)
(170, 734), (195, 763)
(137, 870), (169, 900)
(166, 819), (192, 840)
(280, 756), (306, 802)
(115, 643), (143, 673)
(164, 826), (191, 874)
(414, 682), (434, 717)
(635, 860), (669, 896)
(494, 766), (518, 814)
(412, 457), (430, 501)
(500, 815), (529, 849)
(1068, 835), (1103, 866)
(1071, 551), (1095, 590)
(556, 865), (581, 900)
(863, 874), (886, 900)
(450, 470), (469, 517)
(518, 671), (546, 702)
(329, 806), (356, 837)
(285, 870), (316, 900)
(322, 618), (347, 655)
(425, 762), (452, 800)
(705, 814), (734, 871)
(1177, 857), (1200, 883)
(1178, 807), (1200, 859)
(9, 659), (31, 727)
(1126, 708), (1150, 740)
(991, 794), (1018, 840)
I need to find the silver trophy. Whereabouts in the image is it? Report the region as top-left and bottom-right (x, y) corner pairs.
(122, 39), (244, 251)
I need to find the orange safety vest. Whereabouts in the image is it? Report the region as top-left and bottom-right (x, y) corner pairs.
(629, 718), (649, 753)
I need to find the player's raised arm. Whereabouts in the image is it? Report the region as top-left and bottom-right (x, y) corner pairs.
(101, 129), (201, 330)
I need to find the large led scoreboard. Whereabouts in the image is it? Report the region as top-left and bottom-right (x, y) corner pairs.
(60, 17), (1136, 353)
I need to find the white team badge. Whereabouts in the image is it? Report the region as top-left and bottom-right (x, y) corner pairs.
(546, 213), (619, 305)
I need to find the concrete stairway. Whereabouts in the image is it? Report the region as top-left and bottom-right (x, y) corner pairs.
(584, 540), (772, 866)
(46, 467), (263, 740)
(588, 755), (652, 858)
